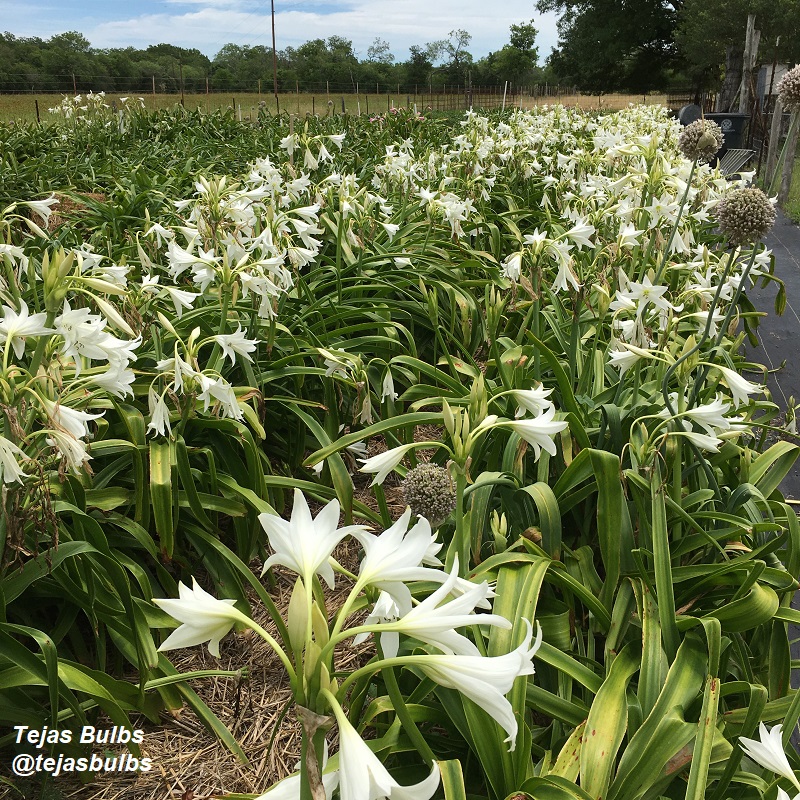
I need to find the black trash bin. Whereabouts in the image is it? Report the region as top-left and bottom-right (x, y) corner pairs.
(704, 112), (749, 158)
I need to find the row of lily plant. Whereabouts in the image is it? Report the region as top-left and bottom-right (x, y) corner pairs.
(1, 103), (798, 800)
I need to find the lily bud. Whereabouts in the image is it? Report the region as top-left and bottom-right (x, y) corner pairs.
(311, 603), (329, 647)
(442, 399), (455, 438)
(287, 577), (308, 654)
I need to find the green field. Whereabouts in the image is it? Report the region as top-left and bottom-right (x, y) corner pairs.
(0, 90), (667, 123)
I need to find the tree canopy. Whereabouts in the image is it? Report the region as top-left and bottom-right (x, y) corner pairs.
(0, 27), (549, 95)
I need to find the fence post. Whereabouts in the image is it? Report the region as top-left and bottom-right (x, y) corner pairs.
(778, 112), (799, 205)
(766, 96), (784, 182)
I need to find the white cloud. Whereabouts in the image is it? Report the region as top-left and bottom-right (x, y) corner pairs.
(8, 0), (559, 63)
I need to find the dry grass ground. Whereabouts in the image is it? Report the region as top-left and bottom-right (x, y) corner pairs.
(0, 91), (668, 124)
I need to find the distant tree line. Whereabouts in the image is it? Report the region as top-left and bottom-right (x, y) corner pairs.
(536, 0), (800, 95)
(0, 24), (555, 95)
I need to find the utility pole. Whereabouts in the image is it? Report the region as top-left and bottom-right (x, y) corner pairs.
(179, 58), (185, 107)
(271, 0), (279, 114)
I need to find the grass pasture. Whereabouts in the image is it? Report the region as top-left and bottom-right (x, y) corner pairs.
(0, 90), (669, 123)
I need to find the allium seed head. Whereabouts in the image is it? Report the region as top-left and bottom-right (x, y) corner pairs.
(678, 119), (724, 163)
(401, 463), (455, 526)
(714, 187), (776, 245)
(777, 65), (800, 113)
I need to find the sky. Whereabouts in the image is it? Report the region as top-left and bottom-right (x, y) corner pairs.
(0, 0), (561, 62)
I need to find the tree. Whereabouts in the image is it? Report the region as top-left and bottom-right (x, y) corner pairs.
(537, 0), (679, 92)
(366, 38), (394, 64)
(676, 0), (800, 105)
(427, 29), (473, 84)
(403, 46), (434, 88)
(476, 20), (540, 85)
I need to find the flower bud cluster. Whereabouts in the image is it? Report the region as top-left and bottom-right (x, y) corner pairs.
(714, 187), (776, 245)
(678, 119), (724, 163)
(777, 65), (800, 112)
(401, 463), (456, 525)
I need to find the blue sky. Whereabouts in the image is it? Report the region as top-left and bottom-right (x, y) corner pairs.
(0, 0), (560, 62)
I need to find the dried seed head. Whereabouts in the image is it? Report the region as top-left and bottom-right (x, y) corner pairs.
(777, 65), (800, 112)
(678, 119), (724, 163)
(401, 463), (455, 525)
(714, 187), (776, 245)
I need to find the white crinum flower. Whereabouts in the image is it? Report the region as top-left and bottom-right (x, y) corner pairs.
(358, 443), (416, 487)
(0, 435), (30, 484)
(258, 489), (367, 587)
(514, 385), (554, 418)
(363, 559), (511, 658)
(152, 577), (242, 657)
(255, 742), (339, 800)
(213, 325), (258, 364)
(354, 508), (444, 615)
(22, 195), (59, 226)
(331, 698), (441, 800)
(0, 301), (54, 360)
(739, 724), (800, 792)
(163, 286), (200, 319)
(716, 365), (762, 408)
(498, 406), (569, 461)
(39, 397), (103, 439)
(46, 429), (91, 472)
(416, 619), (543, 751)
(147, 388), (172, 438)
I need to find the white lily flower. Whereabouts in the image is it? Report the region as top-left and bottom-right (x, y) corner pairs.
(502, 251), (523, 282)
(617, 222), (644, 250)
(500, 406), (569, 461)
(358, 443), (416, 487)
(147, 388), (172, 438)
(258, 489), (367, 587)
(380, 222), (400, 241)
(0, 300), (55, 359)
(152, 577), (241, 657)
(739, 724), (800, 792)
(40, 398), (103, 439)
(416, 619), (542, 750)
(92, 363), (135, 399)
(213, 325), (258, 364)
(256, 742), (339, 800)
(381, 370), (399, 402)
(608, 347), (641, 375)
(514, 385), (554, 418)
(0, 435), (30, 484)
(716, 365), (762, 408)
(684, 395), (733, 434)
(145, 222), (174, 247)
(22, 194), (59, 226)
(678, 430), (724, 452)
(371, 559), (511, 658)
(331, 698), (441, 800)
(354, 508), (444, 614)
(565, 219), (596, 250)
(197, 375), (244, 420)
(46, 429), (91, 471)
(621, 276), (675, 318)
(163, 286), (200, 319)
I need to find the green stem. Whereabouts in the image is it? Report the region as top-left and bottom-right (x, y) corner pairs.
(380, 659), (436, 765)
(445, 470), (468, 576)
(654, 159), (696, 284)
(208, 284), (230, 369)
(374, 483), (392, 528)
(687, 247), (760, 409)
